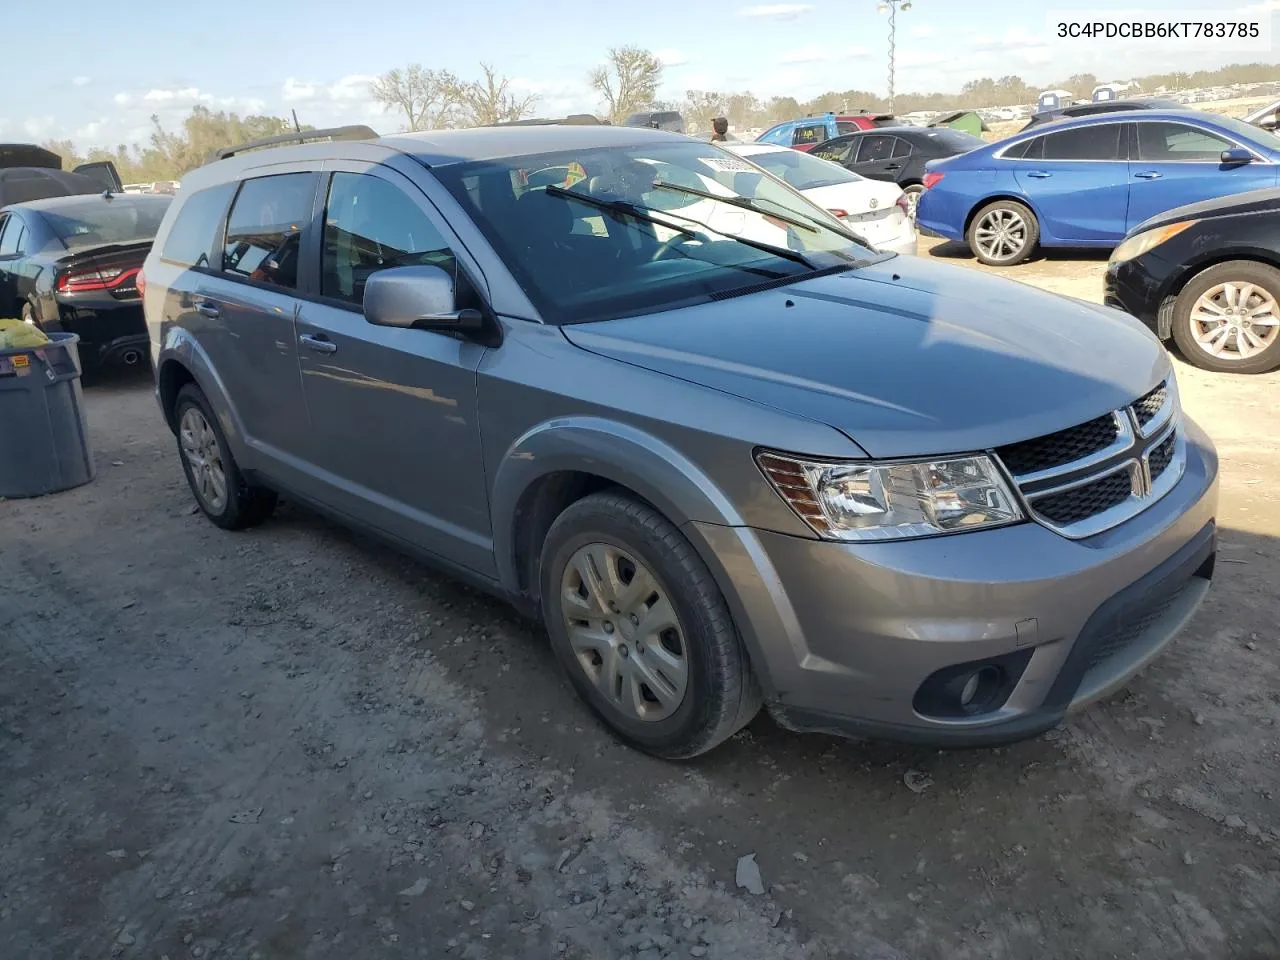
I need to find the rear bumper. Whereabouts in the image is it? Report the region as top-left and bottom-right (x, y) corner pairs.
(691, 416), (1219, 747)
(39, 299), (148, 367)
(874, 224), (919, 256)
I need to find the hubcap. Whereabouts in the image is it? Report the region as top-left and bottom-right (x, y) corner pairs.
(560, 542), (689, 723)
(179, 407), (228, 514)
(1190, 281), (1280, 361)
(975, 209), (1027, 261)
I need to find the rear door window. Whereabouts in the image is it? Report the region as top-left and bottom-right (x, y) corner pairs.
(855, 135), (895, 163)
(792, 124), (828, 146)
(835, 121), (858, 136)
(0, 215), (23, 256)
(220, 173), (317, 291)
(1038, 124), (1124, 161)
(891, 138), (912, 159)
(161, 183), (235, 268)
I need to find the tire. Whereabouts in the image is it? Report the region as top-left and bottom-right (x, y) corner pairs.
(901, 183), (924, 222)
(966, 199), (1039, 266)
(173, 384), (277, 530)
(539, 490), (762, 759)
(1169, 260), (1280, 374)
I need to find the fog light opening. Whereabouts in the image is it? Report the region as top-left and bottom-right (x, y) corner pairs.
(956, 665), (1003, 715)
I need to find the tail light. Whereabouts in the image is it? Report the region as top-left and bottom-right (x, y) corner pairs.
(826, 208), (849, 220)
(56, 266), (141, 294)
(895, 195), (909, 214)
(922, 172), (945, 190)
(136, 267), (147, 299)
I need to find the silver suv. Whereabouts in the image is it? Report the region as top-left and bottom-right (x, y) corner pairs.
(142, 124), (1219, 758)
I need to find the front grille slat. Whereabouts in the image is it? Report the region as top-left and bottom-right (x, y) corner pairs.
(995, 378), (1181, 538)
(996, 413), (1120, 478)
(1033, 470), (1133, 526)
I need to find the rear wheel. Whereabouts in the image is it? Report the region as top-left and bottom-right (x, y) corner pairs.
(174, 384), (277, 530)
(1171, 261), (1280, 374)
(901, 183), (924, 222)
(540, 491), (761, 759)
(967, 199), (1038, 266)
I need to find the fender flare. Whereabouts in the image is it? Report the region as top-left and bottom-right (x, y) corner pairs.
(155, 327), (252, 462)
(489, 415), (748, 597)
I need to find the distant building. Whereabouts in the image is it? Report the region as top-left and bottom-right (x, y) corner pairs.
(1093, 81), (1138, 102)
(1036, 89), (1074, 112)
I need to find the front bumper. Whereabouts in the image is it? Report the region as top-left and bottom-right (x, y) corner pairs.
(692, 416), (1219, 747)
(1103, 259), (1163, 335)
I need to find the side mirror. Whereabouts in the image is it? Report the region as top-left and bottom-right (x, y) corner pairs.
(362, 265), (485, 334)
(1221, 147), (1254, 165)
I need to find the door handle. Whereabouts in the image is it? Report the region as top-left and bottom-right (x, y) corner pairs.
(193, 297), (220, 318)
(1134, 171), (1162, 180)
(1026, 171), (1053, 178)
(299, 333), (337, 354)
(884, 163), (901, 170)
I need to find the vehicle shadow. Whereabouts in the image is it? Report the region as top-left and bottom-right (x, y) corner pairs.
(924, 237), (1113, 266)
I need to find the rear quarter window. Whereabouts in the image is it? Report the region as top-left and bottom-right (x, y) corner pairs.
(161, 183), (235, 268)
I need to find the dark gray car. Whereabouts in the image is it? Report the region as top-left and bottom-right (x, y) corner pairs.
(141, 125), (1219, 758)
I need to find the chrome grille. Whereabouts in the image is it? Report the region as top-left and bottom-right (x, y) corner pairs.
(996, 378), (1185, 539)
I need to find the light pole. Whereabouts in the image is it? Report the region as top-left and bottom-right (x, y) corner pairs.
(877, 0), (912, 112)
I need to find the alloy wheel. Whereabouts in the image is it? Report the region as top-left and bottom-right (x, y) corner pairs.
(559, 542), (689, 723)
(974, 208), (1028, 262)
(1189, 281), (1280, 361)
(179, 406), (228, 514)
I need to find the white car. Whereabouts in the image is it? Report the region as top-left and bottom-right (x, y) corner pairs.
(720, 142), (917, 255)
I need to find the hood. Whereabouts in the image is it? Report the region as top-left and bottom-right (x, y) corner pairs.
(561, 256), (1169, 458)
(1131, 186), (1280, 235)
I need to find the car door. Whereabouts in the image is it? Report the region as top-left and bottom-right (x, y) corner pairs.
(1126, 121), (1278, 231)
(790, 123), (828, 153)
(292, 162), (494, 577)
(192, 171), (317, 477)
(848, 134), (898, 182)
(1012, 122), (1130, 242)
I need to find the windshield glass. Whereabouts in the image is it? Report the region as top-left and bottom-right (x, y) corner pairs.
(434, 140), (876, 324)
(44, 196), (171, 249)
(740, 148), (862, 190)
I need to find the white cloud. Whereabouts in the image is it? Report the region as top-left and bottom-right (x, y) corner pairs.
(327, 75), (376, 102)
(72, 76), (91, 87)
(113, 92), (131, 106)
(0, 118), (9, 136)
(23, 116), (55, 138)
(143, 87), (213, 103)
(241, 97), (267, 113)
(75, 120), (104, 140)
(655, 48), (690, 67)
(283, 78), (318, 102)
(739, 3), (812, 19)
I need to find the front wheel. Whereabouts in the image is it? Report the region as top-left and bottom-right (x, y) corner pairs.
(1170, 261), (1280, 374)
(966, 199), (1039, 266)
(539, 491), (761, 759)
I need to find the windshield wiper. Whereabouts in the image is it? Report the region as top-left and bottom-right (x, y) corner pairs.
(647, 180), (819, 233)
(543, 186), (696, 239)
(545, 184), (813, 268)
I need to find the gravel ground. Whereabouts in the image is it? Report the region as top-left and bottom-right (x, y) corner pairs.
(3, 254), (1279, 960)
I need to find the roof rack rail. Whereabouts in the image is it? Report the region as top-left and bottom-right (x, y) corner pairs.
(211, 125), (379, 161)
(493, 114), (609, 127)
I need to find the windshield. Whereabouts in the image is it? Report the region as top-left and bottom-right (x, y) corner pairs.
(44, 195), (171, 249)
(1214, 114), (1280, 152)
(740, 148), (862, 190)
(433, 140), (877, 324)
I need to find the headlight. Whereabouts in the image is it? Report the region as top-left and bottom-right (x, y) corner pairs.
(757, 451), (1023, 541)
(1110, 219), (1199, 264)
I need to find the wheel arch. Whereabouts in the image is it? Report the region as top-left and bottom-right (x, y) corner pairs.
(154, 328), (250, 458)
(963, 193), (1041, 237)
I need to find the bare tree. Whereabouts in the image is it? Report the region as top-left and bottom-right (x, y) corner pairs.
(459, 64), (538, 127)
(682, 90), (727, 134)
(588, 47), (663, 124)
(370, 65), (463, 131)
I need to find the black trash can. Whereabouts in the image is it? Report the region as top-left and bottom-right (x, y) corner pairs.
(0, 332), (95, 498)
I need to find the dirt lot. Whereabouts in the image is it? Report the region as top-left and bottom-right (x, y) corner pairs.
(3, 248), (1279, 960)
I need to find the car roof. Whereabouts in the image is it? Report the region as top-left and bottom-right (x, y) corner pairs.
(1006, 109), (1246, 141)
(11, 191), (172, 213)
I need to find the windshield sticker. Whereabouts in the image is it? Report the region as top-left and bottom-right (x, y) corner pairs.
(699, 156), (757, 173)
(561, 161), (587, 188)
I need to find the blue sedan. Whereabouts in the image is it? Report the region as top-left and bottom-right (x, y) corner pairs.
(916, 111), (1280, 265)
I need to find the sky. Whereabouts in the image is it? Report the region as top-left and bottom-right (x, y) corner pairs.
(4, 0), (1279, 149)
